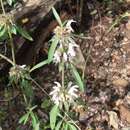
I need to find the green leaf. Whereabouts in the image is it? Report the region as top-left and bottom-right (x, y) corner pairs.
(52, 7), (62, 27)
(48, 36), (59, 63)
(41, 99), (51, 109)
(34, 123), (40, 130)
(0, 25), (8, 41)
(7, 0), (13, 5)
(68, 124), (77, 130)
(11, 25), (17, 35)
(19, 113), (29, 125)
(0, 25), (4, 31)
(50, 105), (59, 130)
(15, 25), (33, 41)
(30, 59), (49, 72)
(0, 25), (7, 38)
(21, 79), (33, 100)
(55, 121), (62, 130)
(64, 123), (69, 130)
(30, 112), (37, 127)
(71, 64), (84, 92)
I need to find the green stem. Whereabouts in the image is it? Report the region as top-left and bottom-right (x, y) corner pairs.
(0, 0), (5, 15)
(61, 57), (65, 88)
(8, 27), (16, 66)
(0, 53), (14, 65)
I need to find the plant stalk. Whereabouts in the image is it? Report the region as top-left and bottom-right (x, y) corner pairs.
(61, 57), (65, 88)
(0, 0), (5, 15)
(8, 27), (16, 66)
(0, 53), (14, 65)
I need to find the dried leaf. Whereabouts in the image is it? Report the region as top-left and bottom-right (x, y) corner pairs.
(72, 47), (85, 71)
(112, 78), (128, 88)
(119, 105), (130, 123)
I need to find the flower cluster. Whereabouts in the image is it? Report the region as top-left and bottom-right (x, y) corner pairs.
(9, 65), (30, 84)
(50, 82), (79, 107)
(53, 20), (79, 64)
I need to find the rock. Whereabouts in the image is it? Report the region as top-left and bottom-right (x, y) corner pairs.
(107, 111), (119, 130)
(119, 105), (130, 123)
(112, 78), (129, 88)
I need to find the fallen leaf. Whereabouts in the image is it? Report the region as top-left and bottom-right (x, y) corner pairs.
(72, 46), (86, 71)
(112, 78), (128, 88)
(119, 105), (130, 123)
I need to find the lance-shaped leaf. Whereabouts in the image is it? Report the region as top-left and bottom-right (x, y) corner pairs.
(0, 25), (7, 38)
(52, 7), (63, 27)
(71, 64), (84, 92)
(50, 105), (59, 130)
(48, 36), (59, 63)
(68, 124), (77, 130)
(30, 59), (49, 72)
(15, 25), (33, 41)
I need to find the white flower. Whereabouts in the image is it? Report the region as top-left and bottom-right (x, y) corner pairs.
(50, 81), (79, 106)
(53, 44), (63, 63)
(53, 50), (61, 63)
(52, 19), (79, 64)
(19, 65), (26, 69)
(67, 82), (79, 102)
(65, 19), (76, 33)
(63, 52), (67, 62)
(50, 82), (64, 105)
(53, 41), (79, 64)
(67, 42), (79, 60)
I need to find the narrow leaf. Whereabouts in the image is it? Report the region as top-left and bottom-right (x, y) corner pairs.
(71, 64), (84, 92)
(19, 113), (29, 124)
(68, 124), (77, 130)
(0, 25), (6, 38)
(15, 25), (33, 41)
(64, 123), (69, 130)
(34, 123), (40, 130)
(11, 25), (17, 35)
(48, 37), (59, 63)
(30, 112), (37, 127)
(30, 59), (48, 72)
(52, 7), (62, 27)
(55, 121), (62, 130)
(7, 0), (13, 5)
(50, 105), (59, 130)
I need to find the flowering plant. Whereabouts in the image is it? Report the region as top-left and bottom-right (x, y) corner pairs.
(48, 7), (85, 130)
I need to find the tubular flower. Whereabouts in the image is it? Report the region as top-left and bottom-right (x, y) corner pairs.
(53, 19), (79, 64)
(50, 81), (79, 106)
(66, 82), (79, 103)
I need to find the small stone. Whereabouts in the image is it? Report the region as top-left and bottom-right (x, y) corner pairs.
(124, 37), (128, 42)
(107, 111), (119, 130)
(121, 42), (127, 45)
(105, 48), (110, 52)
(95, 36), (100, 41)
